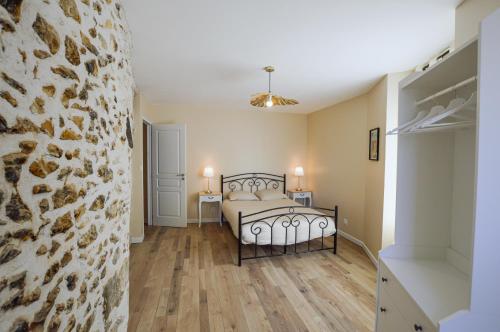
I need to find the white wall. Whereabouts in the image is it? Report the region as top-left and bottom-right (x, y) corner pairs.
(450, 129), (476, 259)
(381, 72), (410, 249)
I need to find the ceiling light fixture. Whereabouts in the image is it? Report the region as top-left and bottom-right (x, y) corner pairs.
(250, 66), (298, 108)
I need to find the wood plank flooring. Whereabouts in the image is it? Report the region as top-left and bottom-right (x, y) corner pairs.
(129, 223), (377, 332)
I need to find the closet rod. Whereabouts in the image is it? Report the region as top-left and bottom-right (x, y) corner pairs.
(415, 76), (477, 106)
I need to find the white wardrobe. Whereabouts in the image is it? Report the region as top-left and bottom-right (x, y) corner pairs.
(376, 9), (500, 332)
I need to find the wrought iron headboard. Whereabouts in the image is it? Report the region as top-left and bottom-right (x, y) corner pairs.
(221, 173), (286, 198)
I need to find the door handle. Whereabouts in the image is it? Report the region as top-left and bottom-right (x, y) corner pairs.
(177, 173), (185, 180)
(177, 173), (185, 177)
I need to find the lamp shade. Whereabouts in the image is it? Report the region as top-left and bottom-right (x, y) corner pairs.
(294, 166), (304, 177)
(203, 166), (214, 178)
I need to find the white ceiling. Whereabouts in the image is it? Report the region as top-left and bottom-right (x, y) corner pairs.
(123, 0), (461, 113)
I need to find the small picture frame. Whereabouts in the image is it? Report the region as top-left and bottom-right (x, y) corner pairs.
(369, 128), (380, 161)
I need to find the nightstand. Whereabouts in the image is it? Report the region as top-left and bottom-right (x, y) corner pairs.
(287, 189), (312, 207)
(198, 191), (222, 227)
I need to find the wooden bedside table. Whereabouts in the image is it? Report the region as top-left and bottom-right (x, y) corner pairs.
(198, 191), (222, 227)
(287, 189), (312, 207)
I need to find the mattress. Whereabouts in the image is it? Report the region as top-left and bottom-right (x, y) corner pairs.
(222, 198), (336, 245)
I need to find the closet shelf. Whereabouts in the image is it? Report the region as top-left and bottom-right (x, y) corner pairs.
(415, 76), (476, 106)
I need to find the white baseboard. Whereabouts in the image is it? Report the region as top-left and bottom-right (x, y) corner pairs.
(338, 230), (377, 267)
(130, 235), (144, 244)
(187, 218), (221, 224)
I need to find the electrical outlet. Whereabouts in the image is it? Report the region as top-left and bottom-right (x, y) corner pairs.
(343, 218), (349, 225)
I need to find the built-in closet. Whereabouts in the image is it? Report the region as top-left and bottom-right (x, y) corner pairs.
(376, 9), (500, 332)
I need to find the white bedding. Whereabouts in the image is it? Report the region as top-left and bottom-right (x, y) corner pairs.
(222, 198), (336, 245)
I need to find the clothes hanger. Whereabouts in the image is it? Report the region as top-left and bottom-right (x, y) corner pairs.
(404, 104), (446, 133)
(416, 92), (476, 129)
(386, 110), (429, 135)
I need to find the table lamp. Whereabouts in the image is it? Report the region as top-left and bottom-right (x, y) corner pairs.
(294, 166), (304, 191)
(203, 166), (214, 193)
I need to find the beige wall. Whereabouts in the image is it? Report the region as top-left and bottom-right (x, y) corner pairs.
(307, 95), (368, 240)
(142, 103), (308, 220)
(455, 0), (500, 47)
(364, 77), (388, 257)
(130, 93), (144, 239)
(307, 74), (406, 258)
(140, 74), (403, 256)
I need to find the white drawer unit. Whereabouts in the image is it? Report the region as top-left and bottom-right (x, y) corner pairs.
(287, 190), (312, 207)
(377, 289), (409, 332)
(198, 191), (222, 227)
(377, 261), (437, 332)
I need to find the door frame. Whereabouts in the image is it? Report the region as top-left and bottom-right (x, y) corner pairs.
(151, 123), (187, 227)
(143, 118), (153, 226)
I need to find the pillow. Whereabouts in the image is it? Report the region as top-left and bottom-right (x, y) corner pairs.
(255, 189), (287, 201)
(228, 191), (259, 201)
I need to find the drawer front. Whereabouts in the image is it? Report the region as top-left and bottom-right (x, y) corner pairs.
(377, 288), (409, 332)
(379, 262), (437, 332)
(201, 195), (221, 202)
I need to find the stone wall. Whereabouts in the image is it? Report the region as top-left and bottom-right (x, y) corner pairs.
(0, 0), (134, 331)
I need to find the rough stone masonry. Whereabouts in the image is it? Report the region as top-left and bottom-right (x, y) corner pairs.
(0, 0), (134, 330)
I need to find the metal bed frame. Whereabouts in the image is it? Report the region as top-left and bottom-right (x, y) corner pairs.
(220, 173), (338, 266)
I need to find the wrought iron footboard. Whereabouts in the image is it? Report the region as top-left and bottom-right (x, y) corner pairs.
(237, 205), (338, 266)
(219, 172), (338, 266)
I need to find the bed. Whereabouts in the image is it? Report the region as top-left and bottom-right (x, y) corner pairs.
(221, 173), (338, 266)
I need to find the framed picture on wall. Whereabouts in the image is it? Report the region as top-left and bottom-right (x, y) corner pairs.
(369, 127), (380, 161)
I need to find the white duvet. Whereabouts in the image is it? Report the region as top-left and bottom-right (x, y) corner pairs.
(222, 198), (336, 245)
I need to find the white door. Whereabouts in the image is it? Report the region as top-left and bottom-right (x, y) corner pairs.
(151, 124), (187, 227)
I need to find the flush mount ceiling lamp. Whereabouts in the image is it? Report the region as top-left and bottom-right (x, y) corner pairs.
(250, 66), (299, 108)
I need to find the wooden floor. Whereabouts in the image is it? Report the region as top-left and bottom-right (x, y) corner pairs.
(129, 224), (377, 332)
